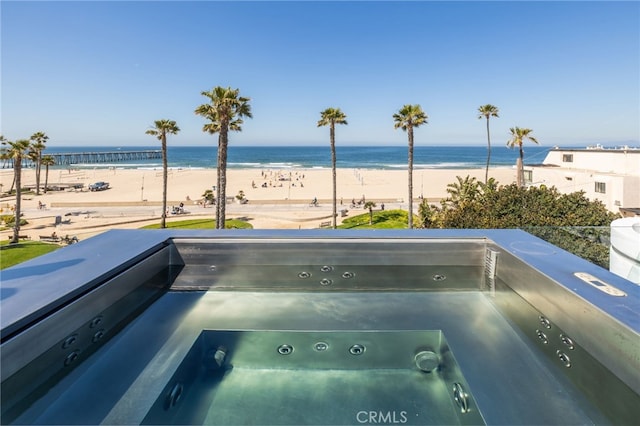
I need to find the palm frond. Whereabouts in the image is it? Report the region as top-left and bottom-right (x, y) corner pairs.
(393, 104), (428, 131)
(318, 107), (348, 127)
(195, 86), (252, 131)
(478, 104), (499, 119)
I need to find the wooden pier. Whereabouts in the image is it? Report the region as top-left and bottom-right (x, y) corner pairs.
(2, 150), (162, 168)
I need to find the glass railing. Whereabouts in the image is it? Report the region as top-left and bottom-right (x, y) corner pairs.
(522, 226), (612, 269)
(523, 222), (640, 286)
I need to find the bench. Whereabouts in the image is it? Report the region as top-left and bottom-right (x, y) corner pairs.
(319, 221), (332, 228)
(39, 235), (61, 243)
(7, 235), (30, 241)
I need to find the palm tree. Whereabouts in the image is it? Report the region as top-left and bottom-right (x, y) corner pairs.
(30, 131), (49, 195)
(41, 155), (55, 193)
(195, 87), (252, 229)
(363, 201), (377, 225)
(1, 138), (31, 243)
(146, 119), (180, 228)
(317, 107), (348, 229)
(507, 127), (539, 187)
(446, 175), (480, 208)
(478, 105), (499, 184)
(393, 104), (428, 229)
(0, 135), (6, 190)
(418, 198), (438, 229)
(0, 136), (16, 192)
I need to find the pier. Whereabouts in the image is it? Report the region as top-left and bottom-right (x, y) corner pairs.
(2, 150), (162, 168)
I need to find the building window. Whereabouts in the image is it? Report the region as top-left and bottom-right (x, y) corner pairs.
(595, 182), (606, 193)
(562, 154), (573, 162)
(524, 170), (533, 184)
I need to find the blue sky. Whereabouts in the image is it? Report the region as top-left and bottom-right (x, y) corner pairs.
(2, 1), (639, 147)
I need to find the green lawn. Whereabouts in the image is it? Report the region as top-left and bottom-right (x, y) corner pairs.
(141, 218), (253, 230)
(0, 218), (252, 270)
(1, 212), (403, 269)
(338, 209), (415, 229)
(4, 212), (407, 269)
(1, 240), (61, 270)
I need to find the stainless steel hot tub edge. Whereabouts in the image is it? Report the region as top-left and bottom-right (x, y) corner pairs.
(1, 235), (185, 424)
(1, 229), (638, 425)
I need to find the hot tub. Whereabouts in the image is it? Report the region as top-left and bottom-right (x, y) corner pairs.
(1, 230), (638, 425)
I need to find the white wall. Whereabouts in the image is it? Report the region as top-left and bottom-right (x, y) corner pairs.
(527, 167), (639, 213)
(529, 149), (640, 213)
(544, 149), (640, 175)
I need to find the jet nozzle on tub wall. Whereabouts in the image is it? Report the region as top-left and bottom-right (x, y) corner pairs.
(1, 230), (639, 425)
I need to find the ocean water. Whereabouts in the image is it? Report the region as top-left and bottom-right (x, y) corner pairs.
(41, 145), (553, 170)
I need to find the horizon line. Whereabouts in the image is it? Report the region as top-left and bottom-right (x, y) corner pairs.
(43, 142), (639, 149)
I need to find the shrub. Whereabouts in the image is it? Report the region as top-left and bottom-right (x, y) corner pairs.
(419, 177), (620, 267)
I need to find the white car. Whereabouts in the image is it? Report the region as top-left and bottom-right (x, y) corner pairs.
(89, 181), (109, 191)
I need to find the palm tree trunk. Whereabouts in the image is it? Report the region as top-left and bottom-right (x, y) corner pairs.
(331, 124), (337, 229)
(44, 165), (50, 193)
(219, 141), (227, 229)
(485, 117), (491, 184)
(161, 135), (168, 229)
(407, 128), (414, 229)
(12, 158), (22, 243)
(218, 123), (230, 229)
(35, 153), (42, 195)
(215, 139), (223, 228)
(518, 145), (525, 187)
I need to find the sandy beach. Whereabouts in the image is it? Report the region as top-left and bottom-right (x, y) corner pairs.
(0, 167), (516, 240)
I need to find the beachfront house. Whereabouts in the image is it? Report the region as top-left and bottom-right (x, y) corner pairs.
(524, 145), (640, 215)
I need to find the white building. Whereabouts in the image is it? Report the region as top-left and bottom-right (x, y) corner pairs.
(526, 146), (640, 215)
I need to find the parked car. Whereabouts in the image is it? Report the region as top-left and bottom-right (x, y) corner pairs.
(89, 181), (110, 191)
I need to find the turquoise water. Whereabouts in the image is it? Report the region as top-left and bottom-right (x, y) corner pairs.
(42, 145), (553, 170)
